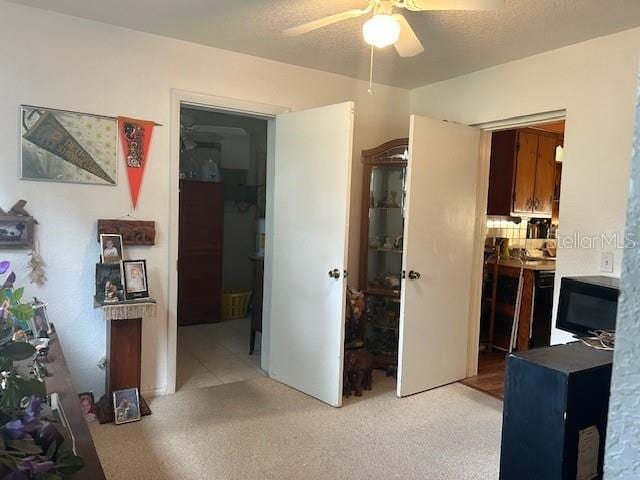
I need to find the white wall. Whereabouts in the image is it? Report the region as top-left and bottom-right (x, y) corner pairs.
(0, 1), (409, 396)
(410, 28), (640, 344)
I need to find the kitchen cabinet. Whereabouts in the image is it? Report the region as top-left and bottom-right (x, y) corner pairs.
(487, 128), (563, 217)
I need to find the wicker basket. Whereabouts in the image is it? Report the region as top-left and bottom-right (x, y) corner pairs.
(222, 290), (252, 320)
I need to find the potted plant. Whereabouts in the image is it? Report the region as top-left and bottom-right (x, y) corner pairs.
(0, 261), (83, 479)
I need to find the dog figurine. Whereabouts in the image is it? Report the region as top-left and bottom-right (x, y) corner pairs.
(344, 350), (373, 397)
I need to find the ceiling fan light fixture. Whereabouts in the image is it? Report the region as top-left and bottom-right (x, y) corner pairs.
(362, 13), (401, 48)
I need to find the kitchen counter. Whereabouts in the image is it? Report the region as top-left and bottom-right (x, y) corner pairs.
(487, 258), (556, 271)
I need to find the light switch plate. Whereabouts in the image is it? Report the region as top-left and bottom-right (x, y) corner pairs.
(601, 252), (614, 273)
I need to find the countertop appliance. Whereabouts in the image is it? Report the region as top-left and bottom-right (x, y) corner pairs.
(556, 276), (620, 336)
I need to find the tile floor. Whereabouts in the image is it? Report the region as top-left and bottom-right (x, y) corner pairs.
(176, 317), (264, 391)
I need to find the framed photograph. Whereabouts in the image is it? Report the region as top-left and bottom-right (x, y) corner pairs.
(121, 260), (149, 300)
(78, 392), (96, 423)
(113, 388), (141, 425)
(0, 216), (34, 249)
(95, 263), (124, 303)
(100, 233), (124, 264)
(29, 302), (51, 338)
(20, 105), (117, 186)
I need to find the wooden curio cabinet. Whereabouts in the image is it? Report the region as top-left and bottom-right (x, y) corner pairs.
(359, 138), (409, 371)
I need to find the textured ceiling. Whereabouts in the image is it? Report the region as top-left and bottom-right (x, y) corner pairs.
(7, 0), (640, 88)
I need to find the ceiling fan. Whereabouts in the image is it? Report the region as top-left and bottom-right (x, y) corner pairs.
(284, 0), (505, 57)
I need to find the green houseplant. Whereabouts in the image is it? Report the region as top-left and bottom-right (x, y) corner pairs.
(0, 261), (83, 479)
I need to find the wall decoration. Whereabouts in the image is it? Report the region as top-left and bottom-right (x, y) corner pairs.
(0, 216), (34, 249)
(21, 105), (117, 185)
(95, 263), (124, 303)
(113, 387), (141, 425)
(99, 233), (124, 264)
(97, 219), (155, 246)
(118, 117), (155, 209)
(121, 259), (149, 300)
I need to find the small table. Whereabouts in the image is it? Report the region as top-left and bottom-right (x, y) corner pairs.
(93, 297), (156, 424)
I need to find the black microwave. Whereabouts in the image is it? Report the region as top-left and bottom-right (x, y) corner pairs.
(556, 275), (620, 336)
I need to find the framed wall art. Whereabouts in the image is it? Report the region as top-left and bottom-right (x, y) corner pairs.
(0, 215), (34, 249)
(20, 105), (117, 186)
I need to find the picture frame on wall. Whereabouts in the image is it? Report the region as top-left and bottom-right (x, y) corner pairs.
(20, 105), (117, 186)
(99, 233), (124, 264)
(0, 216), (34, 249)
(121, 260), (149, 300)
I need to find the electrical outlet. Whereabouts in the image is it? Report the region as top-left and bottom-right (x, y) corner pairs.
(601, 252), (614, 273)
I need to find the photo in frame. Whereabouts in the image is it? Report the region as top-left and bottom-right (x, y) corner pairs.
(113, 388), (141, 425)
(78, 392), (96, 423)
(99, 233), (124, 264)
(95, 263), (124, 303)
(29, 302), (51, 338)
(0, 216), (34, 249)
(121, 260), (149, 300)
(20, 105), (117, 185)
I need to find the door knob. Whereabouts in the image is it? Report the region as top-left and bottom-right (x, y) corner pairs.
(328, 268), (341, 279)
(408, 270), (421, 280)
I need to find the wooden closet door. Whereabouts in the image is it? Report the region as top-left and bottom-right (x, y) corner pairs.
(512, 131), (538, 214)
(533, 135), (557, 216)
(178, 180), (224, 326)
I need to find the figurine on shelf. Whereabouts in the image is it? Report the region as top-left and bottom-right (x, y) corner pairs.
(383, 273), (401, 290)
(369, 237), (381, 249)
(389, 191), (399, 208)
(382, 236), (394, 250)
(393, 235), (403, 250)
(104, 280), (119, 303)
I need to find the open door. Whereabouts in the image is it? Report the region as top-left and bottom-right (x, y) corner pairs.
(269, 102), (354, 407)
(398, 115), (482, 397)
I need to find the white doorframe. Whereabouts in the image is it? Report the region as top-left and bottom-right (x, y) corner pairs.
(167, 89), (288, 394)
(464, 109), (567, 378)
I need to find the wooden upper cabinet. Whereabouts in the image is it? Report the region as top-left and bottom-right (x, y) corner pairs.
(486, 128), (563, 217)
(512, 131), (539, 215)
(533, 135), (558, 215)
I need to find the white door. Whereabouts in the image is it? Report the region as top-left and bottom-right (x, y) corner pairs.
(269, 102), (354, 407)
(397, 115), (481, 397)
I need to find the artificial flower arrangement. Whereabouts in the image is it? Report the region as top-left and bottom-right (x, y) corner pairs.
(0, 261), (83, 479)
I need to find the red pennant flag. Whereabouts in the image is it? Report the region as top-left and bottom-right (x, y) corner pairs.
(118, 117), (155, 210)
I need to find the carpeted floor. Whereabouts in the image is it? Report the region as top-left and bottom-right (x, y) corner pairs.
(90, 374), (502, 480)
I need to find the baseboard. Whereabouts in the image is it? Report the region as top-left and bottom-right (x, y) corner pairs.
(141, 386), (168, 399)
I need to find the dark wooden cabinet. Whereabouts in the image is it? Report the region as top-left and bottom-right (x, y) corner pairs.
(500, 343), (613, 480)
(487, 128), (563, 217)
(178, 180), (224, 325)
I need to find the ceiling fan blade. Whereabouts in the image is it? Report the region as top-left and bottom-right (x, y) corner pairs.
(393, 14), (424, 57)
(283, 9), (368, 36)
(403, 0), (504, 11)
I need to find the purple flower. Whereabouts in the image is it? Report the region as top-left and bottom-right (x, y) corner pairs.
(1, 272), (15, 289)
(2, 471), (28, 480)
(23, 396), (42, 421)
(0, 261), (9, 275)
(4, 419), (25, 439)
(18, 457), (54, 475)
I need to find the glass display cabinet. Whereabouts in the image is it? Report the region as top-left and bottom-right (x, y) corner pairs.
(359, 138), (409, 372)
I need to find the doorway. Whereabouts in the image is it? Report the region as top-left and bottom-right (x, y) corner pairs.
(462, 118), (565, 399)
(176, 105), (268, 391)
